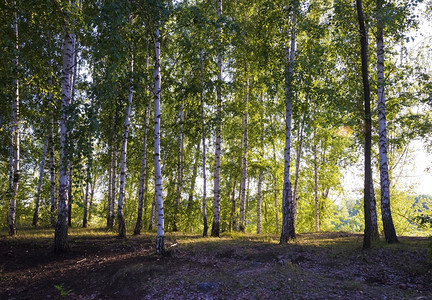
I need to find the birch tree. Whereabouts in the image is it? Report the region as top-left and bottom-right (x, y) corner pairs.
(280, 2), (298, 243)
(239, 75), (249, 232)
(200, 49), (208, 237)
(8, 0), (20, 236)
(54, 11), (76, 253)
(117, 15), (135, 238)
(211, 0), (223, 238)
(154, 26), (165, 254)
(376, 0), (398, 244)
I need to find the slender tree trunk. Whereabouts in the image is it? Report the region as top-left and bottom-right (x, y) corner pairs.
(229, 176), (238, 231)
(257, 166), (263, 234)
(272, 141), (279, 234)
(109, 128), (118, 229)
(67, 163), (73, 227)
(239, 75), (249, 232)
(293, 116), (303, 225)
(370, 180), (379, 239)
(67, 8), (80, 229)
(49, 110), (57, 227)
(313, 130), (319, 232)
(356, 0), (372, 249)
(212, 0), (223, 238)
(200, 49), (208, 237)
(149, 196), (155, 230)
(376, 0), (398, 244)
(107, 152), (113, 227)
(187, 140), (200, 210)
(154, 26), (165, 254)
(134, 40), (151, 235)
(173, 103), (184, 232)
(117, 20), (134, 238)
(83, 167), (90, 228)
(280, 8), (297, 243)
(149, 152), (167, 231)
(89, 176), (95, 222)
(8, 2), (20, 236)
(134, 102), (150, 235)
(54, 26), (75, 253)
(33, 136), (48, 226)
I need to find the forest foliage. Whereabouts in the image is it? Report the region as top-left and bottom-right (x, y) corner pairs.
(0, 0), (432, 243)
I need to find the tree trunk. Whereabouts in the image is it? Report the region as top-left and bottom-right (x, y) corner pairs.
(376, 0), (398, 244)
(134, 102), (150, 235)
(8, 2), (20, 236)
(83, 168), (90, 228)
(107, 151), (113, 227)
(117, 19), (134, 238)
(67, 163), (73, 227)
(173, 103), (184, 232)
(200, 49), (208, 237)
(211, 0), (223, 238)
(370, 180), (379, 239)
(89, 175), (96, 222)
(239, 75), (249, 232)
(149, 196), (155, 231)
(293, 116), (304, 225)
(187, 140), (200, 210)
(257, 167), (263, 234)
(33, 136), (48, 226)
(230, 177), (238, 231)
(49, 110), (57, 227)
(280, 7), (297, 243)
(54, 27), (75, 253)
(272, 141), (279, 234)
(313, 130), (319, 232)
(356, 0), (373, 250)
(154, 26), (165, 254)
(109, 129), (118, 229)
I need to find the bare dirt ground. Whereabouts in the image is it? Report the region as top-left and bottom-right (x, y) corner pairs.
(0, 228), (431, 299)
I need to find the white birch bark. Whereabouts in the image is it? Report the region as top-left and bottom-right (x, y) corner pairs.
(376, 0), (398, 243)
(67, 162), (73, 227)
(200, 49), (208, 237)
(154, 26), (165, 254)
(54, 27), (75, 252)
(134, 102), (150, 235)
(211, 0), (223, 237)
(280, 7), (297, 243)
(117, 18), (134, 237)
(8, 1), (20, 236)
(33, 136), (48, 227)
(239, 75), (249, 232)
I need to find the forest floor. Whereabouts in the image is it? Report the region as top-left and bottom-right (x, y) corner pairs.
(0, 228), (431, 300)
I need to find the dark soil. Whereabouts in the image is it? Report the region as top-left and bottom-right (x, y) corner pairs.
(1, 228), (431, 299)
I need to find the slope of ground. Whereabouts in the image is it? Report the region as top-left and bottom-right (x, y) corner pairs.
(0, 228), (431, 299)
